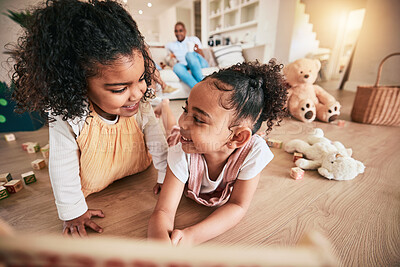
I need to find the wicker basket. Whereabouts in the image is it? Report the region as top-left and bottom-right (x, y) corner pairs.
(351, 53), (400, 126)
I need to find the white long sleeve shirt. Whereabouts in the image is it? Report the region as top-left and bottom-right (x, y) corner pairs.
(48, 101), (167, 221)
(166, 36), (203, 66)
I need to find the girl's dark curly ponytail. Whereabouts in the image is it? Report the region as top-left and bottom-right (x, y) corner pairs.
(204, 60), (289, 134)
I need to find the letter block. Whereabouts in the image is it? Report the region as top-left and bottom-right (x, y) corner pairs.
(4, 134), (16, 142)
(21, 171), (37, 185)
(31, 159), (46, 170)
(0, 186), (9, 200)
(22, 142), (33, 151)
(4, 180), (23, 193)
(27, 143), (40, 154)
(41, 144), (50, 159)
(266, 138), (283, 149)
(0, 173), (13, 183)
(293, 152), (304, 162)
(290, 167), (305, 180)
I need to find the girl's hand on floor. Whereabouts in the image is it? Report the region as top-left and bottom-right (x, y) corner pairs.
(62, 209), (105, 237)
(170, 229), (193, 246)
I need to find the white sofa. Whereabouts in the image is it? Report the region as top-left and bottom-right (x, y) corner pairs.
(149, 44), (265, 100)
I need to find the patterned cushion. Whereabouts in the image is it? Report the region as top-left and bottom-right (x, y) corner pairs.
(212, 45), (245, 68)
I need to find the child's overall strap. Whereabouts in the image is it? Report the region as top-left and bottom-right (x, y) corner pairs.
(186, 136), (256, 207)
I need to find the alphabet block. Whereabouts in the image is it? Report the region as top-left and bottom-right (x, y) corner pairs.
(27, 143), (40, 154)
(41, 144), (49, 159)
(266, 138), (283, 149)
(22, 142), (33, 151)
(0, 186), (9, 200)
(4, 134), (16, 142)
(31, 159), (46, 170)
(21, 171), (37, 185)
(0, 173), (13, 183)
(290, 167), (304, 180)
(293, 152), (304, 162)
(4, 180), (23, 193)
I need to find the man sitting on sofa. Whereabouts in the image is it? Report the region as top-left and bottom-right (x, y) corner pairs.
(166, 22), (209, 88)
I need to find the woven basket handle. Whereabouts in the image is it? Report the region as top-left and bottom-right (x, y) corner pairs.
(375, 52), (400, 87)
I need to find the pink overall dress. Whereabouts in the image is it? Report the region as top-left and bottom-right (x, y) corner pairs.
(167, 126), (256, 207)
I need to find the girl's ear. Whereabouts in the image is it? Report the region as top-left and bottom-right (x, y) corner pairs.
(229, 127), (252, 149)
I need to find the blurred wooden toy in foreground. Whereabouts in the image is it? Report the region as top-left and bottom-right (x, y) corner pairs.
(0, 217), (338, 267)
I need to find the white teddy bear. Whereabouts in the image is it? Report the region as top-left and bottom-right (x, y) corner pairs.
(284, 128), (365, 180)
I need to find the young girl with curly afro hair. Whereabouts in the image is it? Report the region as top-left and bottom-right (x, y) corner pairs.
(148, 60), (288, 246)
(11, 0), (168, 237)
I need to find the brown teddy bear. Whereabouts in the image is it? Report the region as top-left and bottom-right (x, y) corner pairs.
(283, 58), (341, 123)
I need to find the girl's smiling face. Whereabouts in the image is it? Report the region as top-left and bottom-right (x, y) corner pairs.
(87, 50), (146, 120)
(178, 79), (235, 155)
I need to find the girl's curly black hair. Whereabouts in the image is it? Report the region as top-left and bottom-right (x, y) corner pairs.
(204, 60), (289, 134)
(11, 0), (155, 121)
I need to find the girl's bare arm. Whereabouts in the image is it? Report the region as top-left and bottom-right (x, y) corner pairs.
(148, 166), (185, 243)
(171, 174), (260, 246)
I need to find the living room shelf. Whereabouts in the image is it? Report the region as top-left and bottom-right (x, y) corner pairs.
(207, 0), (260, 38)
(241, 0), (259, 8)
(210, 20), (257, 35)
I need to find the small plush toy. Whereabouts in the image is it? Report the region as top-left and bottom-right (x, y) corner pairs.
(284, 128), (365, 180)
(283, 58), (341, 123)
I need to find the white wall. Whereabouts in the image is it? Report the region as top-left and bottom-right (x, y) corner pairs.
(344, 0), (400, 91)
(157, 1), (195, 46)
(256, 0), (279, 62)
(273, 0), (297, 64)
(158, 7), (177, 45)
(177, 7), (192, 36)
(133, 16), (160, 44)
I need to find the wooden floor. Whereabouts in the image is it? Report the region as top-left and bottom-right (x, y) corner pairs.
(0, 89), (399, 266)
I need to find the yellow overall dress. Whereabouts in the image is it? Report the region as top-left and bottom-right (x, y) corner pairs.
(76, 107), (152, 197)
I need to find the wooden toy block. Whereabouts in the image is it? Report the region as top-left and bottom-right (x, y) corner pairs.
(266, 138), (283, 149)
(31, 159), (46, 170)
(22, 142), (33, 151)
(41, 144), (50, 159)
(27, 143), (40, 153)
(337, 120), (345, 127)
(4, 133), (16, 142)
(0, 173), (13, 183)
(21, 171), (37, 185)
(4, 180), (23, 193)
(0, 186), (9, 200)
(290, 167), (305, 180)
(293, 152), (304, 162)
